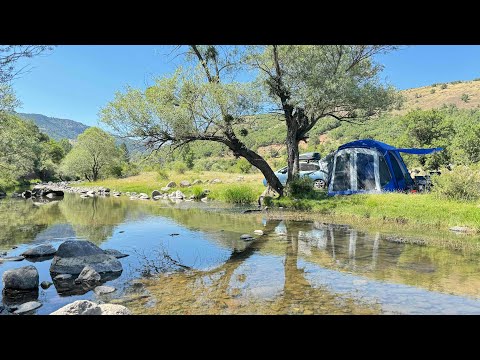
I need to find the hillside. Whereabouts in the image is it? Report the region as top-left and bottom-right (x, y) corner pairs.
(16, 112), (89, 141)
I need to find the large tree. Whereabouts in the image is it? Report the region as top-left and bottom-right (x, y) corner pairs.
(101, 45), (285, 195)
(248, 45), (399, 184)
(61, 127), (119, 181)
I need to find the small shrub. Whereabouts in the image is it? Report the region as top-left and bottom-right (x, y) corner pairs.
(461, 93), (470, 103)
(432, 166), (480, 201)
(235, 158), (252, 174)
(440, 83), (448, 90)
(172, 162), (187, 174)
(451, 80), (463, 85)
(286, 177), (316, 199)
(156, 169), (169, 180)
(263, 196), (274, 206)
(474, 78), (480, 82)
(191, 186), (205, 200)
(414, 93), (422, 99)
(431, 83), (438, 87)
(222, 185), (257, 204)
(430, 89), (436, 94)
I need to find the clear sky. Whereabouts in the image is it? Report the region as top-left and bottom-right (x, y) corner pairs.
(11, 45), (480, 127)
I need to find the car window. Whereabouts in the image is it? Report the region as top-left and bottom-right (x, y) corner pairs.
(300, 162), (320, 172)
(277, 166), (287, 173)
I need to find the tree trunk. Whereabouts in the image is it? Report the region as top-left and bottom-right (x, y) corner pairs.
(222, 129), (284, 197)
(286, 128), (300, 183)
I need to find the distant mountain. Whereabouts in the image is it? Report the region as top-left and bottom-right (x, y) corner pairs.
(17, 112), (89, 141)
(16, 112), (142, 153)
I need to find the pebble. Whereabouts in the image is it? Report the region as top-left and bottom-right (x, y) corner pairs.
(13, 301), (42, 315)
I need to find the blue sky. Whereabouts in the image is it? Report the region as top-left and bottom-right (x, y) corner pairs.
(12, 45), (480, 127)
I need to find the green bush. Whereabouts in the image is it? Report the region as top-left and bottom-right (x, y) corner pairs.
(461, 93), (470, 103)
(432, 166), (480, 201)
(234, 158), (252, 174)
(222, 185), (257, 204)
(430, 89), (436, 94)
(450, 80), (463, 85)
(191, 186), (205, 200)
(172, 162), (187, 174)
(440, 83), (448, 90)
(156, 169), (169, 180)
(431, 83), (438, 87)
(286, 177), (316, 199)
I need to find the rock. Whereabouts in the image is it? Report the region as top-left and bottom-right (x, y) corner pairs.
(174, 190), (185, 199)
(151, 190), (162, 198)
(161, 187), (171, 192)
(179, 180), (191, 188)
(75, 265), (101, 284)
(2, 265), (39, 290)
(0, 256), (24, 262)
(192, 179), (203, 185)
(449, 226), (474, 233)
(54, 274), (72, 280)
(99, 304), (132, 315)
(40, 281), (53, 289)
(50, 240), (123, 275)
(86, 191), (96, 197)
(103, 249), (129, 259)
(236, 176), (245, 182)
(240, 234), (254, 241)
(22, 244), (56, 257)
(138, 193), (149, 199)
(22, 190), (32, 199)
(113, 192), (121, 197)
(200, 197), (208, 202)
(14, 301), (42, 315)
(80, 194), (89, 199)
(50, 300), (102, 315)
(0, 191), (6, 198)
(211, 178), (222, 184)
(99, 187), (110, 192)
(253, 230), (264, 235)
(94, 285), (116, 295)
(45, 190), (64, 198)
(165, 181), (176, 188)
(153, 195), (163, 200)
(0, 252), (6, 256)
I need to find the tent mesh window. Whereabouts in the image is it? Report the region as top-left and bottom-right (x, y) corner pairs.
(332, 152), (351, 191)
(356, 152), (376, 191)
(379, 155), (392, 187)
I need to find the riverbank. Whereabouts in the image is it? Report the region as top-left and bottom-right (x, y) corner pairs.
(58, 171), (480, 236)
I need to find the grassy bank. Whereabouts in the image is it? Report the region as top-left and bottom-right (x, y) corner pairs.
(270, 192), (480, 233)
(77, 171), (265, 203)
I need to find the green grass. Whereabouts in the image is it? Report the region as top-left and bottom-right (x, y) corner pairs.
(272, 192), (480, 232)
(215, 185), (258, 204)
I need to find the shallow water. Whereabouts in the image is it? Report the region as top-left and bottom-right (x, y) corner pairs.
(2, 194), (480, 315)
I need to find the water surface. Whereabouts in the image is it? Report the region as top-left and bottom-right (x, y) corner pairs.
(2, 194), (480, 314)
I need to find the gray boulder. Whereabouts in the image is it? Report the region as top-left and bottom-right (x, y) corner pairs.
(99, 304), (132, 315)
(103, 249), (129, 259)
(74, 265), (101, 284)
(50, 240), (123, 275)
(54, 274), (72, 280)
(94, 285), (116, 295)
(179, 180), (191, 188)
(0, 256), (24, 262)
(174, 190), (185, 199)
(151, 190), (162, 198)
(22, 190), (32, 199)
(192, 179), (203, 185)
(138, 193), (149, 199)
(14, 301), (42, 315)
(22, 244), (56, 258)
(153, 195), (163, 200)
(2, 265), (39, 290)
(50, 300), (102, 315)
(211, 178), (222, 184)
(166, 181), (176, 188)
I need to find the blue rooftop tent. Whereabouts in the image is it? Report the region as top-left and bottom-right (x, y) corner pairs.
(327, 139), (443, 196)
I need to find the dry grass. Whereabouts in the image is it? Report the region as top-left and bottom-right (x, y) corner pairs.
(397, 79), (480, 113)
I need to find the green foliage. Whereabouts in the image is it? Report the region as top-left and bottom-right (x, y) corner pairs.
(440, 83), (448, 90)
(156, 169), (169, 180)
(432, 166), (480, 201)
(461, 93), (470, 103)
(60, 127), (120, 181)
(191, 186), (205, 200)
(172, 161), (187, 174)
(222, 185), (257, 204)
(181, 145), (194, 169)
(432, 83), (438, 87)
(286, 177), (317, 199)
(430, 89), (436, 94)
(234, 158), (252, 173)
(450, 80), (463, 85)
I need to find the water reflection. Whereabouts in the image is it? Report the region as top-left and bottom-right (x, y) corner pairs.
(3, 194), (480, 314)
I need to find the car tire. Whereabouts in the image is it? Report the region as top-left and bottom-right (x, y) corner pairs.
(313, 179), (326, 189)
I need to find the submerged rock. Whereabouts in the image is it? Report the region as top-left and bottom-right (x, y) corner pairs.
(50, 240), (123, 275)
(2, 288), (39, 306)
(40, 281), (53, 289)
(98, 304), (131, 315)
(75, 265), (101, 284)
(50, 300), (102, 315)
(2, 265), (39, 290)
(13, 301), (42, 315)
(103, 249), (129, 259)
(0, 256), (24, 262)
(94, 285), (116, 295)
(22, 244), (56, 257)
